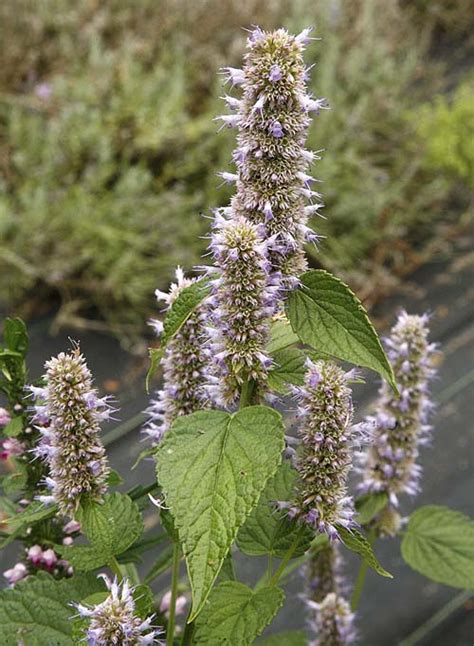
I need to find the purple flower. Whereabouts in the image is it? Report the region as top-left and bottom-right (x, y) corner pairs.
(30, 348), (110, 516)
(143, 268), (210, 444)
(75, 575), (163, 645)
(270, 120), (284, 138)
(268, 64), (283, 82)
(358, 311), (437, 518)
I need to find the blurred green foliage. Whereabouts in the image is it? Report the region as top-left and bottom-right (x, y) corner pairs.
(0, 0), (472, 342)
(416, 80), (474, 189)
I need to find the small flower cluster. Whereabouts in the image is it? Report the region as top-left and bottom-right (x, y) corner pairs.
(30, 348), (111, 516)
(308, 592), (357, 646)
(0, 406), (11, 427)
(305, 544), (356, 645)
(206, 216), (277, 407)
(76, 575), (162, 645)
(144, 268), (209, 444)
(0, 437), (24, 460)
(291, 359), (370, 538)
(359, 311), (437, 509)
(218, 27), (326, 292)
(3, 538), (75, 586)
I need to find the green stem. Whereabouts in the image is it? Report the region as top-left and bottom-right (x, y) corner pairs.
(109, 556), (124, 582)
(167, 543), (181, 646)
(269, 528), (303, 586)
(351, 528), (376, 611)
(239, 378), (253, 409)
(181, 617), (195, 646)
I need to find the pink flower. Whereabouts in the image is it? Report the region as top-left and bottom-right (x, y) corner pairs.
(26, 545), (43, 566)
(0, 407), (11, 427)
(160, 590), (187, 617)
(0, 438), (24, 460)
(3, 562), (27, 585)
(41, 549), (57, 569)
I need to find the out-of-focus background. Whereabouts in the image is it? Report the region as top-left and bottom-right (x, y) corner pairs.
(0, 0), (473, 346)
(1, 1), (473, 644)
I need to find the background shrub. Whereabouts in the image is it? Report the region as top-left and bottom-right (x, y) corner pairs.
(0, 0), (472, 344)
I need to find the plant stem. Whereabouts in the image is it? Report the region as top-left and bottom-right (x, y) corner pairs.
(167, 543), (181, 646)
(269, 527), (303, 586)
(181, 617), (195, 646)
(351, 528), (376, 611)
(109, 556), (124, 582)
(239, 378), (253, 409)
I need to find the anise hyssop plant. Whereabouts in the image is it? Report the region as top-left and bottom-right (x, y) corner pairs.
(1, 25), (473, 646)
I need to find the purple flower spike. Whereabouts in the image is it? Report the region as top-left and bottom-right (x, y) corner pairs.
(358, 311), (437, 528)
(29, 348), (110, 516)
(75, 575), (163, 645)
(216, 27), (326, 296)
(292, 360), (367, 538)
(143, 268), (210, 445)
(206, 217), (276, 407)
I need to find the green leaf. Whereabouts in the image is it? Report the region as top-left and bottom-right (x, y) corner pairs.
(194, 582), (284, 645)
(286, 270), (397, 392)
(338, 526), (392, 578)
(6, 501), (58, 530)
(146, 347), (163, 393)
(0, 571), (104, 645)
(237, 462), (312, 558)
(4, 317), (28, 355)
(155, 406), (285, 621)
(258, 630), (307, 645)
(133, 584), (155, 619)
(58, 493), (144, 571)
(2, 458), (28, 494)
(146, 277), (210, 391)
(401, 505), (474, 589)
(355, 492), (389, 525)
(267, 347), (306, 394)
(267, 317), (300, 354)
(106, 469), (124, 487)
(2, 415), (24, 437)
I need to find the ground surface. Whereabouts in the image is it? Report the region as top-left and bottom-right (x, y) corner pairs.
(1, 231), (473, 644)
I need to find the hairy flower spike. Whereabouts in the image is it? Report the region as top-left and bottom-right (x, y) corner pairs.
(30, 348), (110, 515)
(359, 311), (437, 513)
(218, 27), (326, 293)
(292, 359), (369, 538)
(305, 544), (356, 644)
(206, 217), (276, 407)
(143, 268), (210, 444)
(75, 575), (162, 645)
(308, 592), (357, 646)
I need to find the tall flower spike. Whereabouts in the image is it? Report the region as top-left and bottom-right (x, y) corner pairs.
(218, 27), (326, 293)
(75, 575), (162, 645)
(143, 268), (210, 444)
(291, 359), (370, 538)
(358, 311), (437, 517)
(206, 216), (276, 407)
(30, 347), (110, 515)
(305, 544), (357, 645)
